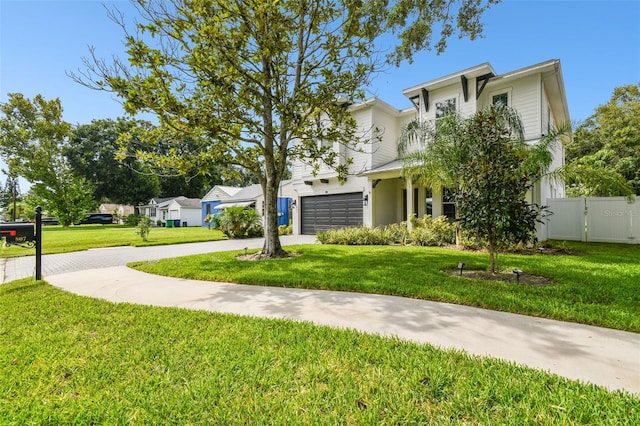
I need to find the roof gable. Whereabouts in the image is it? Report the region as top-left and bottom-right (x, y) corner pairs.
(402, 62), (496, 98)
(226, 184), (263, 202)
(202, 185), (243, 201)
(173, 198), (202, 208)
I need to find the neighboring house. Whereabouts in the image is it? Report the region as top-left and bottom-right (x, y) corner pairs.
(98, 203), (135, 221)
(291, 59), (570, 239)
(200, 185), (242, 227)
(210, 181), (294, 227)
(164, 197), (202, 227)
(139, 197), (184, 225)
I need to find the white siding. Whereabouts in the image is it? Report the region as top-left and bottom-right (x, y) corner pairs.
(509, 74), (541, 139)
(423, 87), (462, 121)
(203, 188), (229, 201)
(480, 74), (541, 139)
(178, 208), (202, 227)
(347, 107), (374, 175)
(294, 107), (375, 180)
(371, 106), (400, 167)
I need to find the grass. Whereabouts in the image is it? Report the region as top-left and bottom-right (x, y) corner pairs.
(1, 278), (638, 424)
(0, 225), (227, 257)
(132, 241), (640, 332)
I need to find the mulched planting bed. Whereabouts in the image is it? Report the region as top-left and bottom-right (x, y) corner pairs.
(446, 269), (555, 286)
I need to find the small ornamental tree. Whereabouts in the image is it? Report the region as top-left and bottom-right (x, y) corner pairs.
(137, 215), (152, 241)
(400, 105), (570, 273)
(456, 106), (546, 272)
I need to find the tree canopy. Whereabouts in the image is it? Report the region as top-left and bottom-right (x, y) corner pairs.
(68, 118), (161, 206)
(0, 93), (96, 226)
(0, 177), (22, 221)
(71, 0), (498, 256)
(566, 83), (640, 196)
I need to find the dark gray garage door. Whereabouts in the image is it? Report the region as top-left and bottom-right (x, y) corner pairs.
(300, 192), (363, 234)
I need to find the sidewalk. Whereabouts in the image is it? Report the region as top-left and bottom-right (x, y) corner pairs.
(46, 266), (640, 396)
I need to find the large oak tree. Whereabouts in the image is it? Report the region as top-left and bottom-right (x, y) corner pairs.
(68, 118), (161, 205)
(72, 0), (498, 257)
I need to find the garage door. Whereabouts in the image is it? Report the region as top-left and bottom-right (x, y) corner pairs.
(301, 192), (363, 234)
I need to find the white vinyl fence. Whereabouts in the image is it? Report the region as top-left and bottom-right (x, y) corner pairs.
(546, 197), (639, 244)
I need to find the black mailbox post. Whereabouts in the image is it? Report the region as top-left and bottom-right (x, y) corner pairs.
(0, 222), (35, 245)
(1, 206), (42, 280)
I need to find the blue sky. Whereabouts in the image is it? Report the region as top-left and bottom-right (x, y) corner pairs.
(1, 0), (639, 184)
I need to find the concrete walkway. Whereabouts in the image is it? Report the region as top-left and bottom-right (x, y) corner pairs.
(3, 235), (639, 395)
(46, 266), (640, 396)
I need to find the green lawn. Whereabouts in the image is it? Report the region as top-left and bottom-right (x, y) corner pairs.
(1, 278), (637, 424)
(0, 225), (227, 257)
(132, 241), (640, 332)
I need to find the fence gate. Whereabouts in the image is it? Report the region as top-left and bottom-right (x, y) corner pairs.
(546, 197), (638, 244)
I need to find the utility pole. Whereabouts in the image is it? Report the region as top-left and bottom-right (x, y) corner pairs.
(12, 177), (17, 221)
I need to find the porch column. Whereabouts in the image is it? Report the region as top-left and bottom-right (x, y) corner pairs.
(406, 178), (413, 230)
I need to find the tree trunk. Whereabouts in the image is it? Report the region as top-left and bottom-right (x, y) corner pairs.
(489, 239), (496, 274)
(260, 177), (287, 258)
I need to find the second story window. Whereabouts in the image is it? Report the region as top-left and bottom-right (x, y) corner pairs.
(492, 92), (509, 107)
(435, 98), (457, 119)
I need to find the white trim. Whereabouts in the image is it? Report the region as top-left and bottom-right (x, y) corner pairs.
(490, 87), (512, 107)
(214, 201), (255, 210)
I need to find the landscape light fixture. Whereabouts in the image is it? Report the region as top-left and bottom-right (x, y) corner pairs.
(538, 247), (545, 254)
(458, 262), (465, 276)
(513, 269), (523, 284)
(244, 247), (248, 256)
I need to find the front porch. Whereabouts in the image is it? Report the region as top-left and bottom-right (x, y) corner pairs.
(361, 160), (452, 230)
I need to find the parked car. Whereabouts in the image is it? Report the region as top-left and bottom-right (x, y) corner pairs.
(76, 213), (115, 225)
(41, 217), (59, 225)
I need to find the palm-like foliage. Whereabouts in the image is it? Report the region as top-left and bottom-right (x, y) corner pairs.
(398, 106), (569, 271)
(548, 161), (634, 199)
(218, 206), (263, 239)
(398, 106), (571, 192)
(398, 112), (471, 193)
(399, 104), (633, 272)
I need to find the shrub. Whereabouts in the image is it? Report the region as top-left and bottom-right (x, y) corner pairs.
(317, 226), (394, 245)
(411, 215), (455, 246)
(278, 224), (292, 236)
(408, 226), (438, 246)
(136, 215), (152, 241)
(317, 216), (456, 247)
(386, 222), (410, 245)
(204, 213), (221, 230)
(219, 207), (263, 239)
(125, 214), (141, 226)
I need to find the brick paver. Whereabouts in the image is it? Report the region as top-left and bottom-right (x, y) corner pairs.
(1, 235), (316, 283)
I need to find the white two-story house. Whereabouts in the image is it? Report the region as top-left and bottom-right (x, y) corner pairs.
(291, 59), (570, 238)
